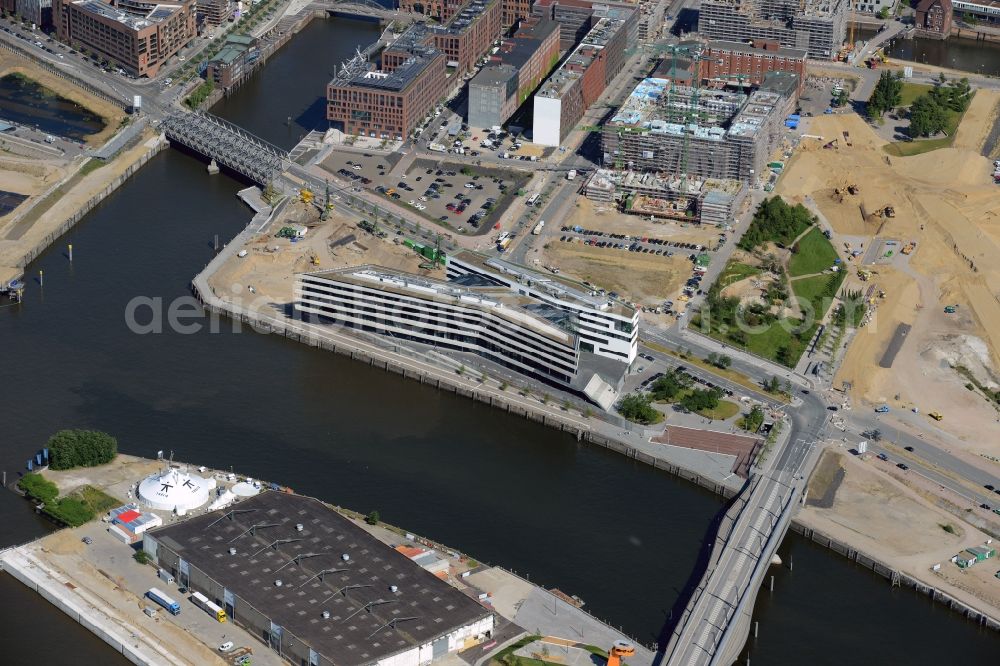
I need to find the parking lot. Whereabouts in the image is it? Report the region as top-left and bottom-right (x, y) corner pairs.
(32, 520), (285, 666)
(320, 151), (530, 236)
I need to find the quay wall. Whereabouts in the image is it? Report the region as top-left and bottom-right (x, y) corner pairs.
(789, 521), (1000, 632)
(0, 549), (167, 665)
(12, 139), (167, 270)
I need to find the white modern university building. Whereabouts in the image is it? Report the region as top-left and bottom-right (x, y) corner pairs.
(294, 251), (637, 409)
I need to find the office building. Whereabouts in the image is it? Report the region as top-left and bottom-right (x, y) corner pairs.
(297, 265), (583, 385)
(700, 41), (807, 95)
(916, 0), (953, 34)
(197, 0), (231, 26)
(446, 250), (638, 365)
(951, 0), (998, 25)
(205, 34), (259, 89)
(53, 0), (196, 77)
(467, 18), (559, 128)
(583, 169), (749, 225)
(532, 6), (634, 146)
(15, 0), (52, 27)
(698, 0), (847, 59)
(385, 0), (503, 77)
(603, 78), (787, 183)
(326, 47), (447, 140)
(145, 491), (495, 666)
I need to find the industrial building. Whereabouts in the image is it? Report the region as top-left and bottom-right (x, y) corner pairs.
(698, 0), (848, 59)
(144, 491), (495, 666)
(326, 47), (447, 140)
(467, 18), (560, 128)
(602, 78), (789, 183)
(53, 0), (196, 77)
(583, 169), (749, 226)
(532, 5), (634, 146)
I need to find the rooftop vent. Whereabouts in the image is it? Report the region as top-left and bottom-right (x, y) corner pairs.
(275, 579), (283, 587)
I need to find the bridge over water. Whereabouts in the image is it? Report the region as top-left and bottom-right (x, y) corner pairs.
(161, 111), (289, 185)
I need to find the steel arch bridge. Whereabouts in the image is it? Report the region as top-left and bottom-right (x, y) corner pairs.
(161, 111), (288, 185)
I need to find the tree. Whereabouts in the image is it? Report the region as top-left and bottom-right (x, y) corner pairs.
(765, 376), (782, 393)
(866, 70), (903, 119)
(48, 430), (117, 470)
(718, 354), (733, 369)
(680, 388), (722, 413)
(365, 510), (380, 525)
(908, 95), (948, 137)
(134, 550), (151, 565)
(742, 405), (765, 433)
(649, 369), (691, 401)
(618, 393), (660, 424)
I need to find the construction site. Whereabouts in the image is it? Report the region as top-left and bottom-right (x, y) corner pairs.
(774, 88), (1000, 457)
(698, 0), (849, 60)
(583, 169), (749, 226)
(602, 79), (790, 185)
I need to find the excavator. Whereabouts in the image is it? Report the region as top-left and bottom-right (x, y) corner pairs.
(607, 641), (635, 666)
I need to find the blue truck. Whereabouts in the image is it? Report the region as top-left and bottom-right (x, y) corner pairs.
(146, 587), (181, 615)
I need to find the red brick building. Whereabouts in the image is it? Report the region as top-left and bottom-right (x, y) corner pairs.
(386, 0), (502, 77)
(915, 0), (952, 36)
(326, 50), (448, 140)
(53, 0), (196, 77)
(699, 40), (807, 95)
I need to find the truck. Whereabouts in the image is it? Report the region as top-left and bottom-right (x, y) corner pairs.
(532, 220), (545, 235)
(428, 143), (447, 153)
(875, 405), (890, 413)
(190, 591), (227, 622)
(146, 587), (181, 615)
(498, 237), (512, 252)
(929, 411), (944, 421)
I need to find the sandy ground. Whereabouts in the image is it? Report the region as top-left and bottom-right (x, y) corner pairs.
(541, 241), (691, 306)
(0, 53), (125, 147)
(800, 448), (1000, 618)
(562, 198), (721, 246)
(777, 91), (1000, 447)
(209, 200), (438, 305)
(0, 132), (159, 276)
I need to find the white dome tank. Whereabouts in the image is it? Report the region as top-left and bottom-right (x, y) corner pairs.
(138, 467), (215, 514)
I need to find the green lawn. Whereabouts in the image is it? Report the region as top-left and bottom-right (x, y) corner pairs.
(898, 83), (934, 107)
(718, 262), (762, 288)
(788, 228), (839, 277)
(69, 485), (122, 515)
(699, 400), (740, 420)
(791, 271), (846, 320)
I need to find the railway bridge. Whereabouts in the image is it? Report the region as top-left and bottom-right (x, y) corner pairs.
(161, 112), (289, 185)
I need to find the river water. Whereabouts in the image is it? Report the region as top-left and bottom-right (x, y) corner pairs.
(0, 73), (105, 139)
(855, 26), (1000, 77)
(0, 17), (998, 666)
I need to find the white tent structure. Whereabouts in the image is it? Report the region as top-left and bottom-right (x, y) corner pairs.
(137, 467), (215, 515)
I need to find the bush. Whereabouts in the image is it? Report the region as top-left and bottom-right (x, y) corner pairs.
(47, 498), (94, 527)
(19, 473), (58, 504)
(680, 388), (722, 413)
(365, 510), (380, 525)
(134, 550), (151, 564)
(48, 430), (117, 470)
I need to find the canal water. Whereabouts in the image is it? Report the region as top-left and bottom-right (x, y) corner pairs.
(0, 17), (998, 666)
(0, 73), (105, 140)
(855, 26), (1000, 77)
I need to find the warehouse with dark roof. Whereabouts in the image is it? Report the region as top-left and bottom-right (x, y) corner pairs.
(143, 492), (494, 666)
